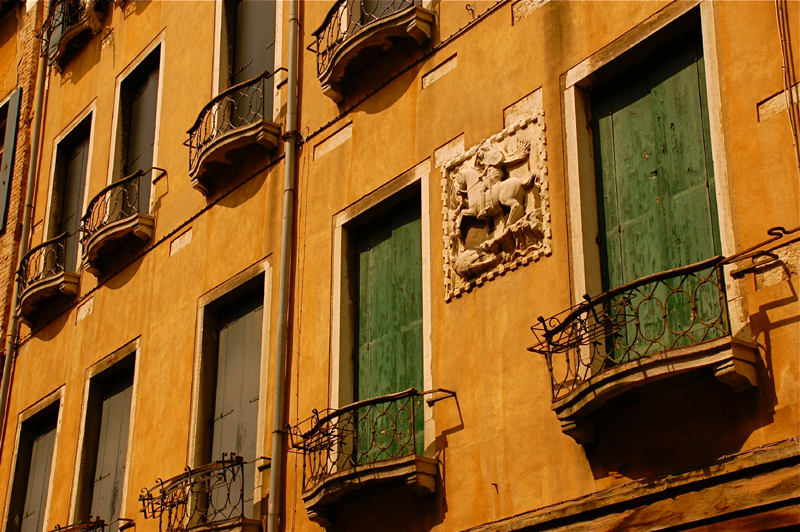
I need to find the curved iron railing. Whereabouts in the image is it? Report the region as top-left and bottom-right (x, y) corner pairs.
(50, 518), (105, 532)
(81, 168), (162, 243)
(308, 0), (421, 77)
(529, 226), (800, 402)
(38, 0), (104, 64)
(18, 232), (69, 294)
(289, 388), (425, 492)
(529, 256), (730, 401)
(139, 454), (245, 532)
(185, 71), (275, 174)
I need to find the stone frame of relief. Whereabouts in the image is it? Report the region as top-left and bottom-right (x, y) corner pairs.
(440, 111), (550, 301)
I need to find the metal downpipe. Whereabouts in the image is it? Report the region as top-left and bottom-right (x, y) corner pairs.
(268, 0), (299, 530)
(0, 38), (48, 448)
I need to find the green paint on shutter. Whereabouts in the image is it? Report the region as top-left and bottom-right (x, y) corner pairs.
(355, 195), (423, 462)
(20, 415), (57, 532)
(211, 290), (263, 517)
(90, 372), (133, 532)
(233, 0), (276, 86)
(0, 89), (20, 234)
(592, 28), (723, 360)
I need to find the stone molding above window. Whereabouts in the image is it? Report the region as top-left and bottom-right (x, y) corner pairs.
(440, 110), (551, 301)
(309, 1), (435, 102)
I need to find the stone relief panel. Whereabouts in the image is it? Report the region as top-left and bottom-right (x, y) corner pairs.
(441, 111), (550, 301)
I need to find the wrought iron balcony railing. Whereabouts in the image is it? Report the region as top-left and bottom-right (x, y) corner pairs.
(309, 0), (422, 77)
(39, 0), (104, 67)
(81, 168), (162, 243)
(139, 454), (245, 532)
(289, 388), (427, 493)
(49, 518), (105, 532)
(18, 232), (70, 294)
(185, 71), (276, 177)
(529, 256), (731, 401)
(529, 226), (800, 403)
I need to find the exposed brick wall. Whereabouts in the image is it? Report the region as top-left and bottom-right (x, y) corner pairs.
(0, 4), (42, 343)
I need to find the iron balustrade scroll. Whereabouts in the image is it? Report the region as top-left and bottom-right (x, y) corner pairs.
(185, 71), (276, 174)
(289, 388), (455, 492)
(529, 256), (731, 401)
(50, 518), (105, 532)
(18, 232), (70, 294)
(309, 0), (421, 77)
(528, 226), (800, 402)
(139, 454), (245, 532)
(81, 168), (164, 244)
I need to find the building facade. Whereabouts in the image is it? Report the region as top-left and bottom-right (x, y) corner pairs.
(0, 1), (798, 532)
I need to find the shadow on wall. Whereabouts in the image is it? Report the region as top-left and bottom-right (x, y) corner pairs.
(332, 481), (445, 532)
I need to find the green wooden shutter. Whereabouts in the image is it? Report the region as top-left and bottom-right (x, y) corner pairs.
(592, 29), (723, 359)
(19, 415), (57, 532)
(89, 372), (133, 532)
(211, 290), (263, 517)
(0, 89), (21, 233)
(232, 0), (276, 86)
(355, 196), (423, 462)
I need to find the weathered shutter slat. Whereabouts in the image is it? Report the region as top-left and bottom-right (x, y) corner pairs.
(0, 88), (21, 233)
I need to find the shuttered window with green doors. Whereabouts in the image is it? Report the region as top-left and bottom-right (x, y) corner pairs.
(354, 195), (423, 464)
(88, 369), (133, 532)
(231, 0), (276, 87)
(6, 408), (58, 532)
(591, 27), (724, 362)
(210, 289), (263, 517)
(0, 88), (21, 233)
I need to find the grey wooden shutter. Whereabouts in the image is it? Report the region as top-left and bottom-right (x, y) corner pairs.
(123, 56), (159, 214)
(89, 373), (133, 532)
(59, 132), (89, 272)
(211, 291), (262, 518)
(232, 0), (276, 86)
(0, 88), (21, 233)
(19, 416), (57, 532)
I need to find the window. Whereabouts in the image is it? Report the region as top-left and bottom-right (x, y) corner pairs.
(5, 401), (60, 532)
(0, 88), (20, 233)
(191, 265), (271, 521)
(74, 359), (134, 532)
(48, 115), (91, 273)
(118, 48), (160, 215)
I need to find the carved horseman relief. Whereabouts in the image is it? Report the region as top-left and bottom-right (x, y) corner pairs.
(441, 113), (551, 301)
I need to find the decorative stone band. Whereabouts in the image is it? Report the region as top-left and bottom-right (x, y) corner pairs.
(440, 111), (550, 302)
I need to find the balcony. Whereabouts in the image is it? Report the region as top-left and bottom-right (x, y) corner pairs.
(39, 0), (106, 72)
(139, 454), (259, 532)
(81, 169), (160, 277)
(18, 232), (79, 326)
(186, 72), (281, 196)
(529, 256), (759, 445)
(309, 0), (435, 102)
(49, 518), (106, 532)
(289, 389), (441, 527)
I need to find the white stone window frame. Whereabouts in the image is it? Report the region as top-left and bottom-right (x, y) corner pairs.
(105, 31), (166, 215)
(330, 160), (436, 456)
(212, 0), (284, 123)
(67, 338), (141, 527)
(187, 259), (274, 518)
(562, 1), (748, 338)
(42, 102), (97, 273)
(1, 386), (65, 532)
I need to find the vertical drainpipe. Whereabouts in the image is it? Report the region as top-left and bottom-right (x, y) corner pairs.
(0, 15), (48, 448)
(268, 0), (299, 530)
